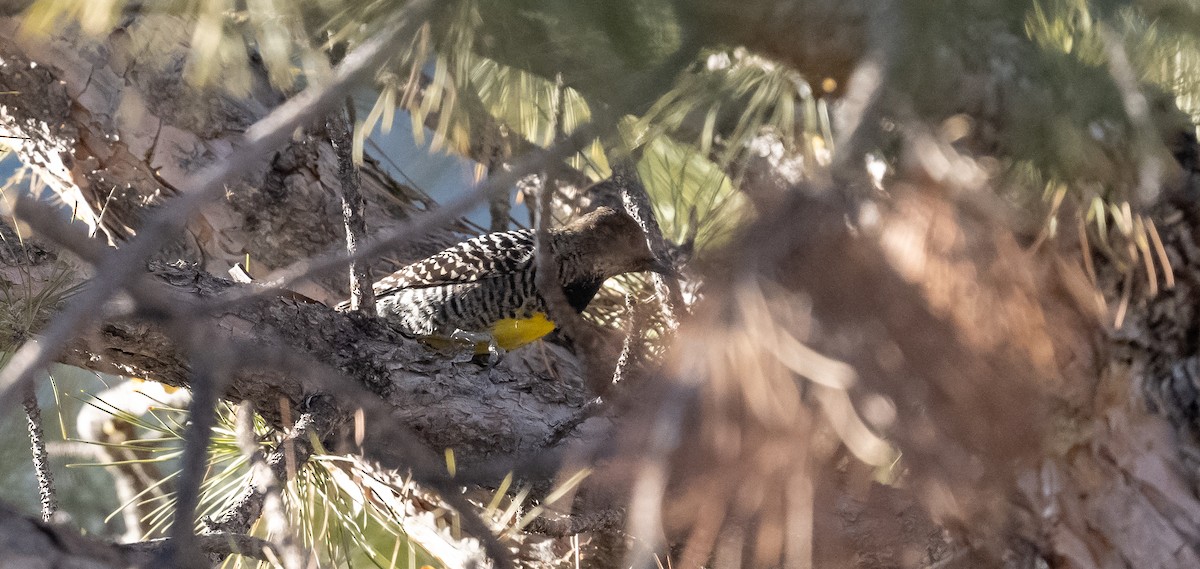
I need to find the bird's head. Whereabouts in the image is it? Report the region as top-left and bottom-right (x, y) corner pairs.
(557, 206), (676, 280)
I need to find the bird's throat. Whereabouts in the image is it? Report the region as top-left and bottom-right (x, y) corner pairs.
(563, 277), (605, 312)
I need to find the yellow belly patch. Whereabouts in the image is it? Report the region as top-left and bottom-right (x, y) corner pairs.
(422, 312), (557, 354)
(487, 312), (557, 352)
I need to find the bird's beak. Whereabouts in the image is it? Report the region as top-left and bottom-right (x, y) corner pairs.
(648, 257), (681, 279)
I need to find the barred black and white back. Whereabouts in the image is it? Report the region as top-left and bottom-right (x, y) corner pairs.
(369, 230), (543, 337)
(335, 206), (667, 345)
(372, 230), (536, 293)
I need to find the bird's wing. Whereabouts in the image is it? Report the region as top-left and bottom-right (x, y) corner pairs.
(372, 229), (536, 295)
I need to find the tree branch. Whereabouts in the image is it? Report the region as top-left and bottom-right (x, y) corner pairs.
(0, 502), (278, 567)
(22, 382), (57, 523)
(233, 401), (303, 568)
(203, 397), (336, 536)
(122, 533), (281, 564)
(0, 213), (591, 464)
(327, 106), (375, 313)
(162, 330), (233, 569)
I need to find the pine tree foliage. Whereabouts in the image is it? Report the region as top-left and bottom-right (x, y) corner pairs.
(6, 0), (1200, 567)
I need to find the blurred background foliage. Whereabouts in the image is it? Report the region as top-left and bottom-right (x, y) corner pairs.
(24, 0), (1196, 264)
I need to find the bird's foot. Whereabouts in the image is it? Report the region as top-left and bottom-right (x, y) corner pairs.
(478, 338), (510, 383)
(449, 329), (505, 367)
(486, 338), (506, 367)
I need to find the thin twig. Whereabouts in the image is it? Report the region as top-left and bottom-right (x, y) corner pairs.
(23, 381), (57, 522)
(553, 73), (568, 144)
(161, 331), (233, 569)
(533, 142), (590, 345)
(0, 0), (433, 415)
(233, 401), (304, 568)
(327, 104), (375, 313)
(531, 73), (606, 356)
(484, 124), (512, 233)
(203, 397), (335, 535)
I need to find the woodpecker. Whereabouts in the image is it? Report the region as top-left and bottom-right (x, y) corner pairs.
(340, 206), (671, 360)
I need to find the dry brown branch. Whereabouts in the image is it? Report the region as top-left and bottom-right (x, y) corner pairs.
(328, 105), (375, 313)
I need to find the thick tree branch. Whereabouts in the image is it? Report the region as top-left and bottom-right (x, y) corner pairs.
(0, 502), (280, 568)
(0, 215), (592, 461)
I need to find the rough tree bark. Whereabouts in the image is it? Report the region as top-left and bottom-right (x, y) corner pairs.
(0, 218), (591, 462)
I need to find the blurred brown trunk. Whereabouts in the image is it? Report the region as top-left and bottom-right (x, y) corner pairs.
(612, 176), (1200, 568)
